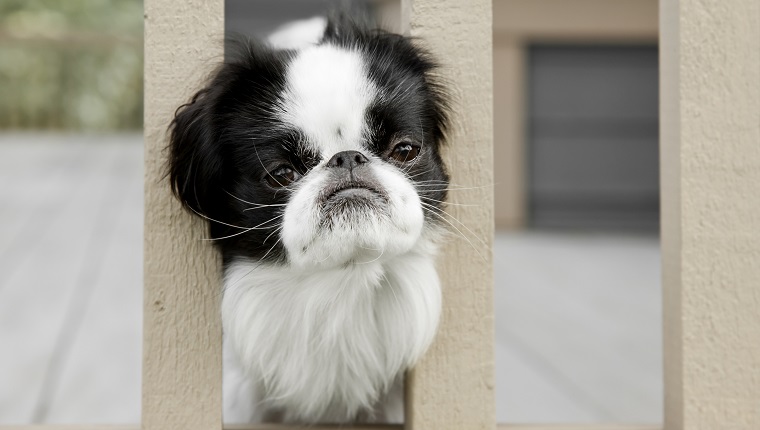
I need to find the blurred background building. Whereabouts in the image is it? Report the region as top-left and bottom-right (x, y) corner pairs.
(0, 0), (662, 426)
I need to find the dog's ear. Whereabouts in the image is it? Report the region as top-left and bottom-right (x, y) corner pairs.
(168, 87), (224, 217)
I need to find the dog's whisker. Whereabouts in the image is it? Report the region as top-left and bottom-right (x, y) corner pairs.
(251, 137), (275, 184)
(420, 204), (487, 262)
(225, 190), (260, 207)
(262, 225), (283, 244)
(201, 215), (284, 241)
(243, 203), (288, 211)
(414, 184), (495, 191)
(315, 247), (334, 263)
(356, 246), (385, 264)
(260, 236), (283, 261)
(413, 179), (495, 187)
(202, 224), (281, 241)
(420, 202), (490, 251)
(187, 205), (259, 230)
(406, 167), (435, 180)
(419, 196), (480, 207)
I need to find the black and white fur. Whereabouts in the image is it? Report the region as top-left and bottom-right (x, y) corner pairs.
(168, 15), (450, 424)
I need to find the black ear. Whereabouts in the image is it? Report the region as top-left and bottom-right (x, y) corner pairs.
(168, 88), (224, 216)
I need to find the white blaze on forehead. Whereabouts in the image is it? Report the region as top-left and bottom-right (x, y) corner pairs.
(279, 44), (375, 157)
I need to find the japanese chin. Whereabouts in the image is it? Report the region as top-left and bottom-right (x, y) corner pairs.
(168, 14), (450, 424)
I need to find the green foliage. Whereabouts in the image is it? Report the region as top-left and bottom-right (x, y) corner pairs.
(0, 0), (143, 130)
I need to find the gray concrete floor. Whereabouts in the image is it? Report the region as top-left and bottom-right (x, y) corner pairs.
(0, 134), (662, 425)
(494, 231), (662, 424)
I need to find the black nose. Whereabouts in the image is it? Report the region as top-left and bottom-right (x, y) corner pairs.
(326, 150), (369, 171)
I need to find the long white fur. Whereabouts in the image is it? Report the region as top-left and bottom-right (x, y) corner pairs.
(223, 238), (441, 422)
(223, 30), (442, 423)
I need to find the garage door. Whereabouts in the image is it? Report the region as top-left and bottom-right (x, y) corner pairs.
(528, 45), (659, 230)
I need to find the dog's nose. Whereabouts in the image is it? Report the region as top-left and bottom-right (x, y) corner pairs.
(326, 150), (369, 171)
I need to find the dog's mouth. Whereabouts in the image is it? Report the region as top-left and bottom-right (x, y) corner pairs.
(321, 180), (386, 204)
(328, 186), (378, 200)
(318, 180), (389, 221)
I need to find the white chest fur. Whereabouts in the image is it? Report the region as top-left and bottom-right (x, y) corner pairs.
(221, 247), (441, 423)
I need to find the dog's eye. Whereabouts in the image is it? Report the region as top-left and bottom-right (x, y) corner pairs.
(266, 165), (301, 188)
(389, 142), (420, 163)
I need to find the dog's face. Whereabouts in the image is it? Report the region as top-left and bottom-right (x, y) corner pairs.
(169, 23), (449, 268)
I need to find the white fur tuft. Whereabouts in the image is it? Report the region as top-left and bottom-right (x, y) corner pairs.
(222, 239), (441, 423)
(267, 16), (327, 50)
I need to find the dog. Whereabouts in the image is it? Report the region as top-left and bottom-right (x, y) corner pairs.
(168, 14), (450, 424)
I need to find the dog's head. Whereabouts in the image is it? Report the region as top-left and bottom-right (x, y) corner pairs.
(169, 18), (449, 268)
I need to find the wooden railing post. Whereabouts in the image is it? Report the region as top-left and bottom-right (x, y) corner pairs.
(660, 0), (760, 428)
(402, 1), (496, 429)
(143, 1), (224, 429)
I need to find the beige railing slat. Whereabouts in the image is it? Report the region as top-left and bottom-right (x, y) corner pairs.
(660, 0), (760, 428)
(492, 35), (526, 229)
(0, 425), (660, 430)
(401, 1), (496, 429)
(143, 1), (224, 430)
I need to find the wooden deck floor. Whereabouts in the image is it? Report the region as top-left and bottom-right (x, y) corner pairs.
(0, 134), (143, 424)
(0, 134), (662, 425)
